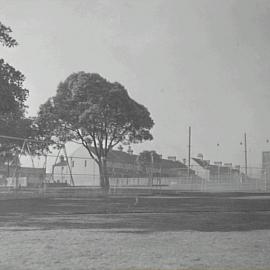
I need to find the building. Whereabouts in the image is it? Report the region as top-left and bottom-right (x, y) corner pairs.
(51, 146), (191, 186)
(160, 158), (194, 177)
(190, 157), (210, 180)
(192, 155), (240, 182)
(0, 163), (45, 187)
(17, 167), (45, 187)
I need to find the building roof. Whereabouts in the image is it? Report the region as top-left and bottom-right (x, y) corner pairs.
(70, 145), (188, 169)
(107, 149), (137, 164)
(192, 158), (210, 168)
(160, 158), (188, 169)
(192, 158), (240, 174)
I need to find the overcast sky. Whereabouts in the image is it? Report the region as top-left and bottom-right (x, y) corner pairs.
(1, 0), (270, 168)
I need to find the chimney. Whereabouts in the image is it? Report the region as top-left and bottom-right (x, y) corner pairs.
(197, 153), (203, 160)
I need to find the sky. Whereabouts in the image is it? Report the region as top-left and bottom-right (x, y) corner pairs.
(1, 0), (270, 168)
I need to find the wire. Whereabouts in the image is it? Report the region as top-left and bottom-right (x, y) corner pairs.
(0, 134), (63, 146)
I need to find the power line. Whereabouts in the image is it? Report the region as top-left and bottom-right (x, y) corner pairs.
(0, 134), (62, 146)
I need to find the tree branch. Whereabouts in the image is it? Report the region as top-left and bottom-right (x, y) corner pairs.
(76, 129), (99, 164)
(106, 126), (130, 154)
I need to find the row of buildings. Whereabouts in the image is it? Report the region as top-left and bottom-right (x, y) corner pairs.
(3, 145), (264, 188)
(52, 146), (242, 186)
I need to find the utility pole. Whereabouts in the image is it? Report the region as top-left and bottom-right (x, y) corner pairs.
(188, 126), (191, 177)
(244, 132), (248, 178)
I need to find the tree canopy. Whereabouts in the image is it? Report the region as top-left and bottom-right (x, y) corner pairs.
(0, 22), (31, 163)
(0, 22), (18, 47)
(36, 71), (154, 189)
(0, 22), (28, 116)
(0, 59), (29, 116)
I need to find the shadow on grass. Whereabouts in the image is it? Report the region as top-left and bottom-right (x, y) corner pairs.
(1, 194), (270, 233)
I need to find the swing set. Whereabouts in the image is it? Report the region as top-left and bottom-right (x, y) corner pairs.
(0, 135), (74, 188)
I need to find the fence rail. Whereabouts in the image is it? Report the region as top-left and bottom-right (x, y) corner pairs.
(0, 152), (269, 193)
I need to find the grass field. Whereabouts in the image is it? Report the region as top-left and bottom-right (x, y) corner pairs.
(0, 192), (270, 269)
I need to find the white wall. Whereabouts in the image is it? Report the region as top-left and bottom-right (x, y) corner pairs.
(53, 165), (71, 184)
(69, 147), (100, 186)
(190, 160), (210, 181)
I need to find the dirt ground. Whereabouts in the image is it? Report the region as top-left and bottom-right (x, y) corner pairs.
(0, 192), (270, 269)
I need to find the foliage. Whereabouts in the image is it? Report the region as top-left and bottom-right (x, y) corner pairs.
(0, 22), (17, 47)
(0, 59), (29, 115)
(36, 71), (154, 189)
(0, 115), (34, 163)
(0, 22), (28, 115)
(0, 21), (31, 163)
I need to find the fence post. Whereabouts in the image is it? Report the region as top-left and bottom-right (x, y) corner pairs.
(265, 170), (267, 192)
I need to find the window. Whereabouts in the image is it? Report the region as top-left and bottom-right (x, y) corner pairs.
(84, 160), (87, 167)
(72, 161), (75, 168)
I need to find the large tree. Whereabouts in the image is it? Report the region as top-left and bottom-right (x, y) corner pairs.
(36, 72), (154, 190)
(0, 22), (31, 164)
(0, 22), (28, 115)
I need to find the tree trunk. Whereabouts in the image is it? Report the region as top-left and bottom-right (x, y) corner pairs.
(99, 158), (110, 192)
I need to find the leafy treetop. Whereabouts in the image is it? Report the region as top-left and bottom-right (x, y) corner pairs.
(0, 22), (31, 162)
(0, 22), (18, 47)
(36, 72), (154, 189)
(37, 72), (154, 159)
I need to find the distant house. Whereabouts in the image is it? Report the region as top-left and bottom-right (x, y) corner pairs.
(160, 158), (194, 177)
(51, 146), (191, 186)
(17, 167), (46, 187)
(52, 147), (139, 186)
(0, 163), (45, 187)
(192, 156), (240, 182)
(190, 158), (210, 180)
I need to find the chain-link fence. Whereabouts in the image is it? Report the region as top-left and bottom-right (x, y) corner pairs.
(0, 151), (270, 193)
